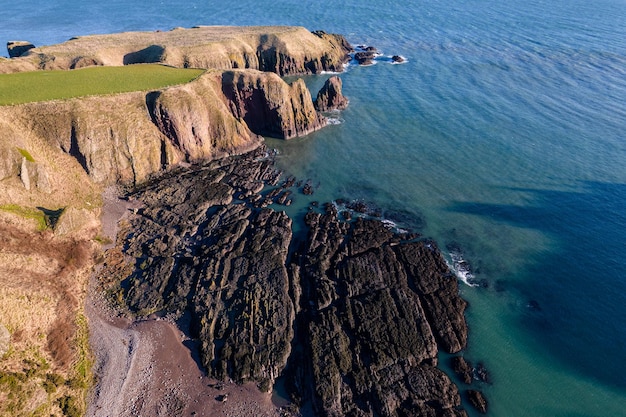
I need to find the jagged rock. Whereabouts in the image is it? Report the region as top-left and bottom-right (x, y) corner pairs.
(392, 55), (405, 63)
(354, 51), (376, 65)
(221, 70), (326, 139)
(7, 41), (35, 58)
(451, 356), (473, 384)
(296, 214), (467, 416)
(314, 76), (349, 112)
(475, 362), (491, 384)
(467, 390), (488, 414)
(100, 147), (470, 416)
(18, 156), (52, 193)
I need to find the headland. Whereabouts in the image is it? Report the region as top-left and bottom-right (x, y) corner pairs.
(0, 25), (483, 416)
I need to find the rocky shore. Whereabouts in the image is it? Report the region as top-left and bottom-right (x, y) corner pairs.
(0, 25), (486, 416)
(94, 145), (475, 416)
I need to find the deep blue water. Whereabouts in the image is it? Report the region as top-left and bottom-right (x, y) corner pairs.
(3, 0), (626, 415)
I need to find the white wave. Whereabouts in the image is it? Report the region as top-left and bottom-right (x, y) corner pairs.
(448, 251), (479, 287)
(326, 117), (343, 125)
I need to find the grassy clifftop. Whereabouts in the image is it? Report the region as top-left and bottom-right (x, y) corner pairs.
(0, 65), (204, 105)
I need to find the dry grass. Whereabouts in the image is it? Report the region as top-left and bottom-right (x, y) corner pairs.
(0, 221), (96, 417)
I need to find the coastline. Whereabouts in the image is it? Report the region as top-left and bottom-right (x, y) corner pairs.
(90, 145), (472, 416)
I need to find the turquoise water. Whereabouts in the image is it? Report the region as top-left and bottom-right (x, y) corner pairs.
(4, 0), (626, 415)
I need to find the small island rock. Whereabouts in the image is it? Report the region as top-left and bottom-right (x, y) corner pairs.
(314, 76), (349, 112)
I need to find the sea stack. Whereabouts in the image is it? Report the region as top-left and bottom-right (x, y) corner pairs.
(314, 76), (349, 112)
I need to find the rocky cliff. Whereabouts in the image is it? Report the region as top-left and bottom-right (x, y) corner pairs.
(221, 70), (325, 139)
(314, 75), (349, 112)
(0, 68), (335, 187)
(98, 146), (470, 416)
(0, 26), (352, 75)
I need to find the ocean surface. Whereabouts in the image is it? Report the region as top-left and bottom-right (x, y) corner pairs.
(3, 0), (626, 415)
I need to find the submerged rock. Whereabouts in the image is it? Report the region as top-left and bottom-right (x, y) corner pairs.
(467, 390), (488, 414)
(452, 356), (474, 385)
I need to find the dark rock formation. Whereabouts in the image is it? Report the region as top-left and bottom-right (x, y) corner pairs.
(452, 356), (473, 385)
(100, 146), (470, 415)
(101, 146), (292, 390)
(295, 208), (467, 416)
(354, 51), (376, 65)
(7, 41), (35, 58)
(392, 55), (405, 63)
(314, 76), (349, 112)
(467, 390), (488, 414)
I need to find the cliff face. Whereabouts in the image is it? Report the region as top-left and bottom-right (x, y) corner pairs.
(221, 70), (325, 139)
(0, 26), (352, 75)
(0, 68), (332, 187)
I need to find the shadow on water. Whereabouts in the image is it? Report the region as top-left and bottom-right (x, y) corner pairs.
(448, 181), (626, 391)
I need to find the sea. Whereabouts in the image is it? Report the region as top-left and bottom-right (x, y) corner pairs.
(3, 0), (625, 415)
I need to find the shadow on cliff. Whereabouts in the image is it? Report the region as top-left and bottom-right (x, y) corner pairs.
(220, 71), (284, 139)
(447, 181), (626, 391)
(123, 45), (166, 65)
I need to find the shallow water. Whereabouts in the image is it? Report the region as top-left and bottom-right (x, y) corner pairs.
(3, 0), (626, 414)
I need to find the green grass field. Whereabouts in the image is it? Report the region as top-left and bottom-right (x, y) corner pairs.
(0, 64), (204, 105)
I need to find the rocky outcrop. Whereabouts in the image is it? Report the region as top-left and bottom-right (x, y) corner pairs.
(7, 41), (35, 58)
(221, 70), (325, 139)
(353, 46), (379, 66)
(100, 147), (292, 391)
(314, 76), (349, 112)
(467, 390), (488, 414)
(99, 147), (470, 416)
(0, 26), (352, 75)
(451, 356), (473, 385)
(296, 208), (467, 416)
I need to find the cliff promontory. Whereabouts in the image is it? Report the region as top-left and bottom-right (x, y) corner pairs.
(0, 25), (352, 417)
(0, 68), (331, 186)
(0, 26), (352, 75)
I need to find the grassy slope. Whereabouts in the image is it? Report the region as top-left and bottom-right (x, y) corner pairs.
(0, 64), (204, 105)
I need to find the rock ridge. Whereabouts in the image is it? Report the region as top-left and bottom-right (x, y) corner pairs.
(98, 146), (470, 416)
